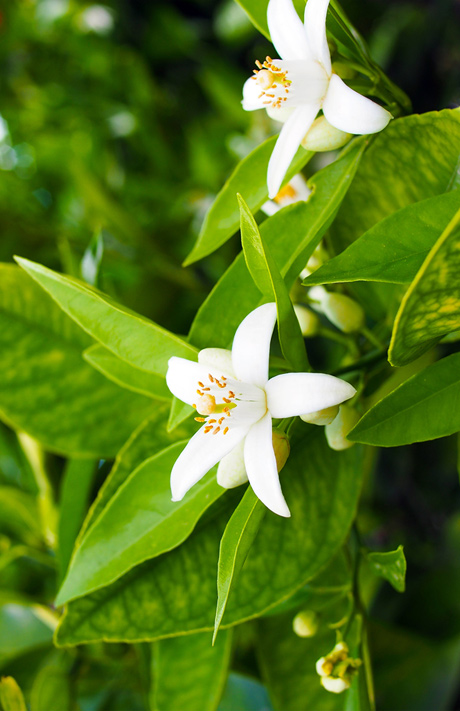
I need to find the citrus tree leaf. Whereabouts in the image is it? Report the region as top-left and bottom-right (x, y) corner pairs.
(304, 191), (460, 286)
(366, 546), (406, 593)
(184, 138), (314, 265)
(15, 256), (197, 376)
(238, 194), (309, 371)
(349, 353), (460, 447)
(389, 207), (460, 365)
(152, 630), (233, 711)
(55, 428), (363, 645)
(0, 265), (155, 458)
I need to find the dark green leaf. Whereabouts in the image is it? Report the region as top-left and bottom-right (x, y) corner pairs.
(304, 191), (460, 286)
(349, 354), (460, 446)
(152, 630), (233, 711)
(56, 429), (363, 645)
(0, 602), (56, 664)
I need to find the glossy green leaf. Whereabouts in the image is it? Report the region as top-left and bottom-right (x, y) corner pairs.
(0, 678), (27, 711)
(84, 344), (171, 401)
(57, 459), (97, 583)
(0, 602), (56, 664)
(152, 630), (233, 711)
(56, 443), (223, 606)
(15, 257), (197, 376)
(331, 110), (460, 254)
(214, 488), (266, 642)
(389, 207), (460, 366)
(0, 486), (43, 546)
(189, 140), (366, 351)
(257, 612), (343, 711)
(238, 194), (308, 370)
(0, 265), (156, 458)
(304, 191), (460, 286)
(350, 353), (460, 447)
(56, 428), (363, 645)
(184, 139), (314, 265)
(366, 546), (406, 593)
(76, 405), (195, 546)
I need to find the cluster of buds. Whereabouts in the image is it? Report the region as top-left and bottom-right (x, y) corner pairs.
(316, 641), (362, 694)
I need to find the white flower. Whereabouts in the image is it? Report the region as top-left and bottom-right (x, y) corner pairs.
(242, 0), (392, 198)
(166, 303), (356, 517)
(261, 173), (311, 216)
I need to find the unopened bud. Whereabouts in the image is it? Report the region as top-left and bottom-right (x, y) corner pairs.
(325, 405), (360, 451)
(294, 305), (320, 337)
(309, 286), (365, 333)
(301, 116), (351, 152)
(217, 440), (248, 489)
(321, 676), (350, 694)
(301, 404), (339, 426)
(272, 430), (290, 472)
(293, 610), (318, 638)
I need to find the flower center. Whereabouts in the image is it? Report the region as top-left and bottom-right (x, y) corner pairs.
(193, 373), (237, 436)
(253, 56), (291, 109)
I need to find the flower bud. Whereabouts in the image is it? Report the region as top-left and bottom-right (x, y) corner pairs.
(293, 610), (318, 638)
(272, 430), (290, 472)
(321, 676), (350, 694)
(309, 286), (365, 333)
(294, 304), (320, 337)
(301, 404), (339, 426)
(325, 405), (360, 451)
(301, 116), (351, 152)
(316, 641), (361, 694)
(217, 440), (248, 489)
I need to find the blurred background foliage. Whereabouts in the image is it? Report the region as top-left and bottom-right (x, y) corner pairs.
(1, 0), (460, 709)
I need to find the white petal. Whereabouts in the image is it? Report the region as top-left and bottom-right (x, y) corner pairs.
(267, 0), (313, 60)
(232, 303), (277, 387)
(198, 348), (235, 378)
(171, 425), (248, 501)
(166, 357), (216, 406)
(266, 105), (295, 123)
(217, 440), (248, 488)
(304, 0), (331, 75)
(266, 372), (356, 418)
(323, 74), (392, 134)
(244, 413), (290, 517)
(242, 76), (265, 111)
(267, 103), (320, 199)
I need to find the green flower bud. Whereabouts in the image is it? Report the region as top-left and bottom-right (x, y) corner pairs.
(301, 116), (351, 152)
(293, 610), (318, 638)
(294, 304), (320, 337)
(309, 286), (365, 333)
(300, 404), (339, 426)
(325, 405), (360, 451)
(272, 430), (290, 472)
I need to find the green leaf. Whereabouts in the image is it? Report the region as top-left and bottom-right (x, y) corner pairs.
(0, 602), (56, 664)
(76, 405), (195, 546)
(366, 546), (406, 593)
(304, 191), (460, 286)
(84, 344), (171, 401)
(331, 110), (460, 254)
(184, 139), (314, 265)
(238, 195), (309, 371)
(0, 264), (156, 458)
(57, 459), (97, 583)
(152, 630), (233, 711)
(55, 428), (363, 645)
(0, 678), (27, 711)
(189, 139), (366, 351)
(0, 486), (43, 546)
(56, 443), (223, 606)
(349, 353), (460, 447)
(388, 207), (460, 366)
(214, 488), (266, 642)
(15, 257), (197, 376)
(257, 611), (343, 711)
(30, 656), (71, 711)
